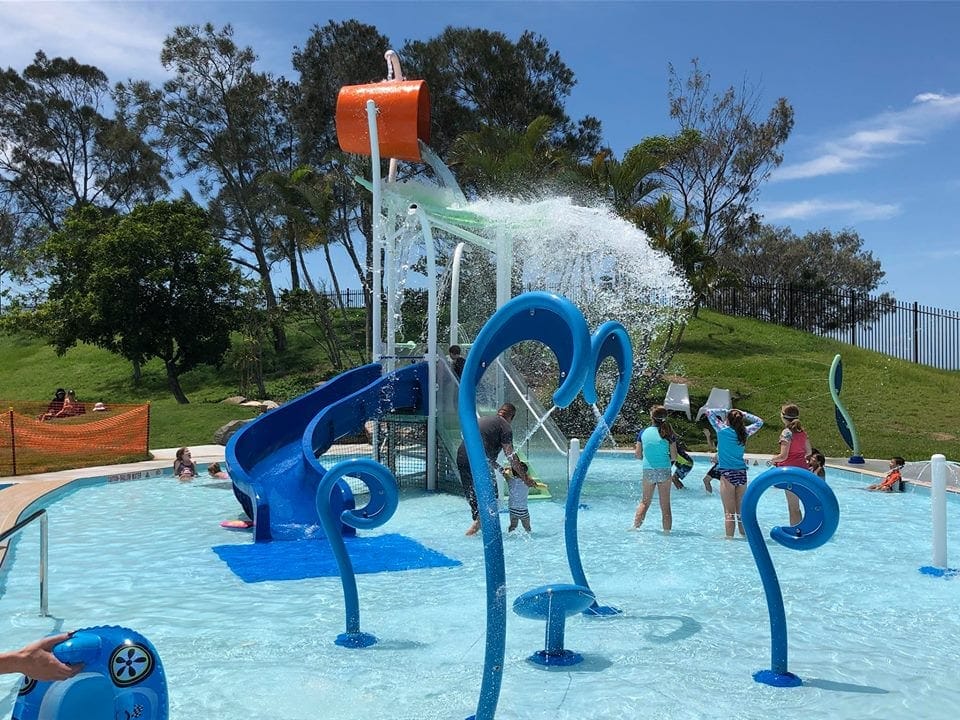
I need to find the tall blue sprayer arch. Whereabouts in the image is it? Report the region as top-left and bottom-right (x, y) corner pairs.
(565, 320), (633, 615)
(458, 291), (593, 720)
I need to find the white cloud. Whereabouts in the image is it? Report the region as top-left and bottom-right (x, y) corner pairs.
(0, 2), (170, 81)
(773, 92), (960, 181)
(917, 246), (960, 260)
(758, 199), (901, 222)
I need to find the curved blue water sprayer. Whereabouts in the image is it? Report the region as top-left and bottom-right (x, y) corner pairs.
(459, 291), (592, 720)
(565, 320), (632, 616)
(315, 458), (400, 648)
(828, 354), (864, 464)
(741, 466), (840, 686)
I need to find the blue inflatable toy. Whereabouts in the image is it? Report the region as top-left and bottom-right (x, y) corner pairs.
(13, 626), (168, 720)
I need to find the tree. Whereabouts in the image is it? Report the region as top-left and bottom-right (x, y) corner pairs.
(0, 52), (167, 270)
(401, 27), (601, 159)
(660, 59), (794, 256)
(38, 201), (243, 403)
(637, 194), (729, 314)
(120, 23), (292, 351)
(292, 20), (392, 166)
(448, 115), (582, 199)
(717, 224), (893, 331)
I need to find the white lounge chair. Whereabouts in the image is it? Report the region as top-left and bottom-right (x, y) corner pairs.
(663, 382), (691, 419)
(695, 388), (733, 421)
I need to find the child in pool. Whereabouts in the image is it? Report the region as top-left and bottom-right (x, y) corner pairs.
(806, 449), (826, 479)
(768, 404), (812, 526)
(867, 457), (906, 492)
(633, 406), (678, 532)
(669, 430), (694, 490)
(207, 462), (229, 480)
(701, 455), (722, 493)
(173, 447), (197, 480)
(705, 408), (764, 538)
(504, 460), (536, 532)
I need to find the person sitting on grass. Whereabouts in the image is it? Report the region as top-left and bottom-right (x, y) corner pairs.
(54, 390), (85, 418)
(38, 388), (66, 421)
(867, 457), (906, 492)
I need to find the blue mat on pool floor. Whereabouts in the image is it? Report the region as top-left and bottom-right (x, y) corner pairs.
(213, 533), (461, 583)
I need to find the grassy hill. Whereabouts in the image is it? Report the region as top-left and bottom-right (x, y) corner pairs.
(1, 308), (957, 463)
(665, 310), (960, 462)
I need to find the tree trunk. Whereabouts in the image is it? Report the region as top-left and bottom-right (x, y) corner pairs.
(287, 230), (301, 291)
(251, 236), (287, 353)
(297, 243), (318, 294)
(131, 359), (142, 385)
(165, 361), (190, 404)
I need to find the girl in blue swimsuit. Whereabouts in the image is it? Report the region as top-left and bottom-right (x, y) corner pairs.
(706, 408), (764, 538)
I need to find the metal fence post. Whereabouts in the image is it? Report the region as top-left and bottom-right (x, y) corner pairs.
(912, 301), (920, 364)
(849, 293), (857, 346)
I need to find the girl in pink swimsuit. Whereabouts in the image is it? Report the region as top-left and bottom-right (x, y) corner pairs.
(768, 403), (812, 526)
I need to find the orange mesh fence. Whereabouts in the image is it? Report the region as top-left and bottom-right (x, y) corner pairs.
(0, 402), (150, 476)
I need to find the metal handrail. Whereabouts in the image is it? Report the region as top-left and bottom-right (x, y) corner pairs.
(0, 509), (49, 616)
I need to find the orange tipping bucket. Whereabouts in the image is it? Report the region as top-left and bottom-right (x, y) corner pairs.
(336, 80), (430, 162)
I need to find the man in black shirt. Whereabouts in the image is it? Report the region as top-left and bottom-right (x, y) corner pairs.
(456, 402), (529, 535)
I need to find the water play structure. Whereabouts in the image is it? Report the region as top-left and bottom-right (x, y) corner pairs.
(225, 47), (686, 543)
(13, 626), (168, 720)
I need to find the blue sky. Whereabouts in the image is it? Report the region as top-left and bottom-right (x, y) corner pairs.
(3, 1), (959, 310)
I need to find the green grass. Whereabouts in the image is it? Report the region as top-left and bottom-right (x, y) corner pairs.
(1, 307), (957, 463)
(0, 315), (365, 451)
(664, 310), (960, 461)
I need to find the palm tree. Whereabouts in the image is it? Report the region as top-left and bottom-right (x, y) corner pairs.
(448, 115), (580, 199)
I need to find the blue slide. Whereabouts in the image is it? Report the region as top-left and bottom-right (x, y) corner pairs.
(225, 362), (429, 542)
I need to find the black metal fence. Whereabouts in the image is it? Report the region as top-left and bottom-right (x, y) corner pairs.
(705, 283), (960, 371)
(320, 288), (368, 309)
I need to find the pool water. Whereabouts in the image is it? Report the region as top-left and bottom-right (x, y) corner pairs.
(2, 456), (960, 719)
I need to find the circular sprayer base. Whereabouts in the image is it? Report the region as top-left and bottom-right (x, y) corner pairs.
(753, 669), (802, 687)
(335, 631), (378, 648)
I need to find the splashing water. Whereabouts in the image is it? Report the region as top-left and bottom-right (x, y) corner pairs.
(591, 403), (618, 448)
(468, 196), (691, 330)
(388, 192), (691, 350)
(515, 405), (558, 449)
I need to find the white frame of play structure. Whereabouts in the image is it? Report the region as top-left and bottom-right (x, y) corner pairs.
(363, 54), (515, 491)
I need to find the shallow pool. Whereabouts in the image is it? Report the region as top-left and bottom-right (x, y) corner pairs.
(2, 456), (959, 719)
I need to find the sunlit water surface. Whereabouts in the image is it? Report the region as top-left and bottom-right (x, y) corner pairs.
(2, 456), (959, 719)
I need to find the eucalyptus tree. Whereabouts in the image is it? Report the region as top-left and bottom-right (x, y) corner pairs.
(661, 59), (794, 257)
(120, 23), (294, 351)
(0, 52), (166, 264)
(401, 27), (601, 160)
